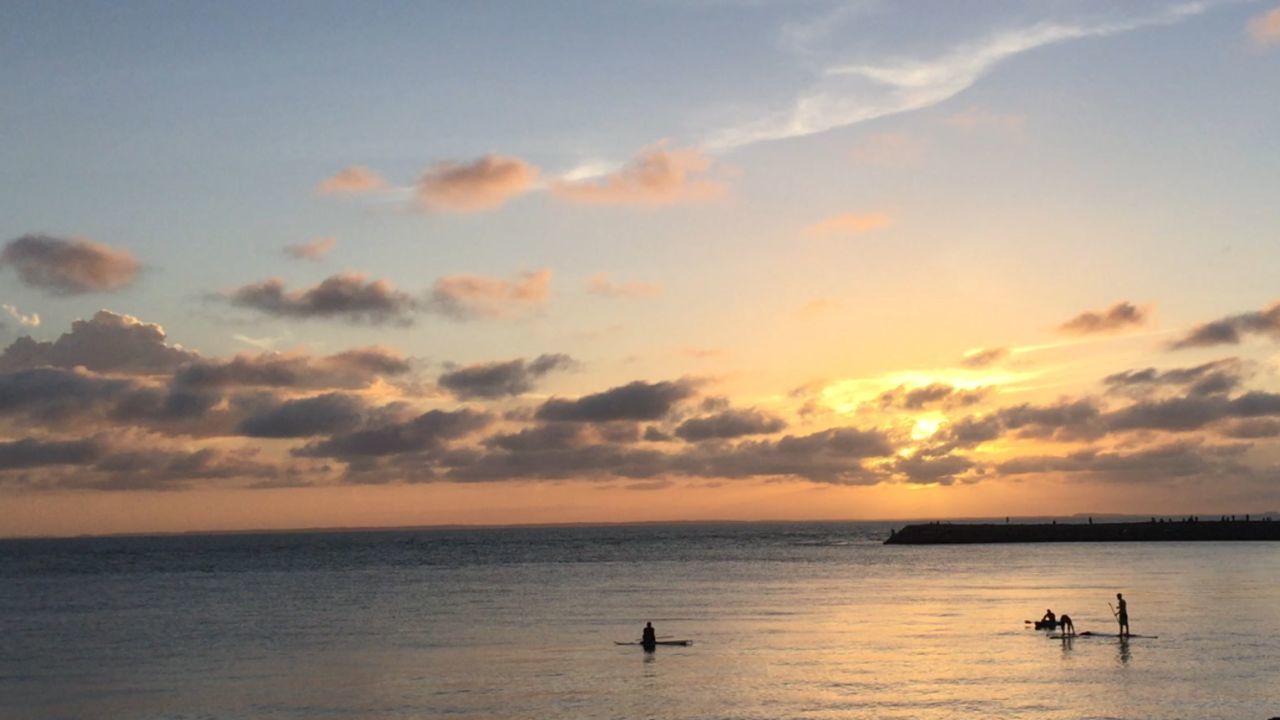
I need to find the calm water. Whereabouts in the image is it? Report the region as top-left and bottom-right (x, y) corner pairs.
(2, 522), (1278, 719)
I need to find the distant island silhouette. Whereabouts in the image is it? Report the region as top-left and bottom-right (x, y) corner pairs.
(886, 517), (1280, 544)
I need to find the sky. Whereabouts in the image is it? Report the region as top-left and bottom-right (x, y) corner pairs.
(2, 0), (1279, 537)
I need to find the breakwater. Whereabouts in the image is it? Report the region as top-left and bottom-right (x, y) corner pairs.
(885, 519), (1280, 544)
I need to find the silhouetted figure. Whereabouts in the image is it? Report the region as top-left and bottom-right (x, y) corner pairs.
(1088, 517), (1093, 525)
(1114, 593), (1130, 637)
(1059, 613), (1075, 636)
(641, 621), (657, 651)
(1041, 609), (1056, 625)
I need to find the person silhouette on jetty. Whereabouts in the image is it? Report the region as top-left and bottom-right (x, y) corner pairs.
(641, 622), (657, 651)
(1059, 613), (1075, 636)
(1114, 593), (1130, 637)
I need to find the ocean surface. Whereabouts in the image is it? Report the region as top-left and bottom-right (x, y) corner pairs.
(2, 521), (1278, 720)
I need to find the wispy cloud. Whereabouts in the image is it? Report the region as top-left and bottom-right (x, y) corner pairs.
(805, 212), (894, 236)
(1247, 6), (1280, 47)
(3, 304), (40, 328)
(552, 143), (723, 206)
(707, 3), (1214, 151)
(426, 269), (552, 320)
(585, 272), (662, 298)
(283, 236), (336, 261)
(1059, 301), (1149, 335)
(316, 166), (388, 195)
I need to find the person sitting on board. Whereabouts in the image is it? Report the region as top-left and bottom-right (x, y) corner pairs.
(1114, 593), (1129, 637)
(1040, 609), (1056, 626)
(1058, 613), (1075, 636)
(641, 621), (657, 650)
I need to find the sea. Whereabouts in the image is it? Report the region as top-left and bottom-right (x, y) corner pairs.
(2, 521), (1278, 720)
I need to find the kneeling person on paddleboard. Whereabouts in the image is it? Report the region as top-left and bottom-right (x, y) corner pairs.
(642, 622), (657, 650)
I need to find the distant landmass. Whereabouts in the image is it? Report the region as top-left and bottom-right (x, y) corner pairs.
(886, 518), (1280, 544)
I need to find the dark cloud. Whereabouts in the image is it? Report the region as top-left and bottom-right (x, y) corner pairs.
(110, 386), (221, 423)
(1104, 391), (1280, 433)
(175, 347), (410, 390)
(438, 354), (574, 399)
(298, 408), (492, 459)
(1, 234), (140, 295)
(877, 383), (990, 411)
(890, 453), (977, 485)
(225, 274), (417, 324)
(960, 347), (1009, 368)
(1170, 302), (1280, 349)
(1103, 359), (1242, 397)
(675, 408), (787, 441)
(667, 427), (895, 484)
(1221, 418), (1280, 439)
(996, 399), (1104, 440)
(996, 441), (1251, 484)
(537, 379), (697, 422)
(1058, 301), (1147, 335)
(0, 437), (101, 470)
(0, 367), (132, 420)
(239, 393), (366, 438)
(0, 310), (198, 373)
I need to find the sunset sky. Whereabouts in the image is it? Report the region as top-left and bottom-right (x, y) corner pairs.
(3, 0), (1280, 537)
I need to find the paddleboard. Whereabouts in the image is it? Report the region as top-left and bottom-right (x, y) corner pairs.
(1049, 632), (1157, 639)
(614, 640), (693, 646)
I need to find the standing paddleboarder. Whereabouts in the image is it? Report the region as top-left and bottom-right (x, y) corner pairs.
(1113, 593), (1130, 637)
(641, 621), (657, 651)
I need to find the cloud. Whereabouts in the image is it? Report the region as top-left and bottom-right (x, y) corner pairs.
(1104, 391), (1280, 433)
(225, 273), (417, 325)
(425, 269), (551, 321)
(2, 305), (39, 328)
(239, 393), (366, 438)
(297, 408), (492, 459)
(284, 237), (337, 260)
(584, 272), (662, 298)
(316, 166), (388, 195)
(175, 346), (410, 390)
(438, 354), (575, 400)
(674, 408), (787, 441)
(878, 383), (990, 411)
(1170, 301), (1280, 349)
(1103, 359), (1243, 397)
(0, 367), (133, 420)
(0, 310), (198, 374)
(706, 4), (1209, 150)
(805, 212), (894, 236)
(961, 347), (1009, 368)
(1058, 301), (1148, 335)
(416, 155), (538, 212)
(996, 440), (1251, 484)
(551, 144), (723, 206)
(537, 379), (698, 422)
(890, 453), (977, 485)
(1247, 6), (1280, 47)
(0, 437), (101, 470)
(1, 234), (140, 295)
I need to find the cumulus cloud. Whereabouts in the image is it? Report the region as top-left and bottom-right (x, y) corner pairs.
(425, 269), (551, 321)
(805, 212), (894, 236)
(438, 354), (574, 400)
(537, 379), (698, 422)
(996, 440), (1251, 484)
(316, 166), (388, 195)
(1247, 6), (1280, 47)
(1, 234), (140, 295)
(175, 346), (410, 390)
(877, 383), (990, 411)
(961, 347), (1009, 368)
(1058, 301), (1148, 335)
(284, 237), (337, 260)
(239, 393), (366, 438)
(551, 144), (723, 206)
(584, 272), (662, 298)
(674, 408), (787, 441)
(225, 273), (417, 325)
(0, 437), (101, 470)
(0, 367), (133, 420)
(3, 304), (40, 328)
(416, 155), (537, 212)
(0, 310), (198, 374)
(298, 408), (492, 459)
(1103, 359), (1243, 397)
(1170, 301), (1280, 349)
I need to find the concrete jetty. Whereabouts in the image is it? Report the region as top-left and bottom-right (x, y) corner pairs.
(885, 519), (1280, 544)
